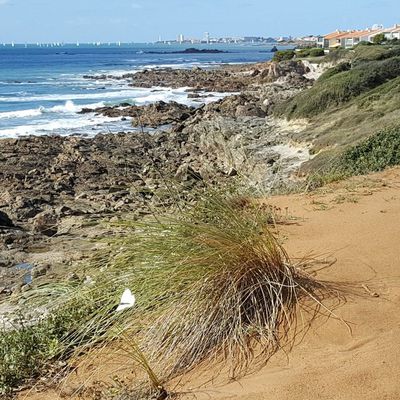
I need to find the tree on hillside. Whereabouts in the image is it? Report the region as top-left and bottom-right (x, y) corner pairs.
(373, 33), (386, 45)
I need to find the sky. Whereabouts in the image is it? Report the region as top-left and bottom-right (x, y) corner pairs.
(0, 0), (398, 43)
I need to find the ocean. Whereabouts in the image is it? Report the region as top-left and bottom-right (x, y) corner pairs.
(0, 43), (277, 138)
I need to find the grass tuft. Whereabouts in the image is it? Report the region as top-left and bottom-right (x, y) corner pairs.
(119, 195), (336, 378)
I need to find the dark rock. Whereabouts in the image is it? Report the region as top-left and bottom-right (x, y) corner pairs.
(145, 48), (227, 55)
(0, 211), (14, 227)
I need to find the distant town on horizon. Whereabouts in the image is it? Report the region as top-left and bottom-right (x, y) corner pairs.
(2, 22), (399, 48)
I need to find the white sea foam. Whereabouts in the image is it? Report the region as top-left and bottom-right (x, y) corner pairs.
(0, 108), (43, 119)
(0, 59), (234, 139)
(43, 100), (105, 113)
(0, 88), (155, 102)
(0, 114), (126, 138)
(0, 87), (227, 107)
(0, 100), (105, 120)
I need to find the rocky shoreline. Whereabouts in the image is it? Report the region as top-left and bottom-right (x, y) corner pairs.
(0, 58), (318, 302)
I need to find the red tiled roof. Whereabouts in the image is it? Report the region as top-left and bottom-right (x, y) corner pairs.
(324, 26), (400, 40)
(324, 31), (346, 40)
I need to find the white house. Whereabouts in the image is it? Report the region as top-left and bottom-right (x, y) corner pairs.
(384, 24), (400, 40)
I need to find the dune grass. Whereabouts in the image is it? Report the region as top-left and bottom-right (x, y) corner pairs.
(0, 192), (336, 397)
(133, 197), (324, 377)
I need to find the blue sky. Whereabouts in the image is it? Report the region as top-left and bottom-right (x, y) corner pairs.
(0, 0), (398, 43)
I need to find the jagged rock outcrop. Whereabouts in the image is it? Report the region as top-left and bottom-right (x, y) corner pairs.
(80, 101), (195, 128)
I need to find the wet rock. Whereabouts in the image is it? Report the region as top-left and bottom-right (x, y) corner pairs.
(80, 101), (195, 128)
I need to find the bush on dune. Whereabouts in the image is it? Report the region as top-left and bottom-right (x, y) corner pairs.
(338, 125), (400, 175)
(273, 49), (295, 62)
(0, 285), (124, 397)
(296, 48), (325, 58)
(306, 125), (400, 189)
(317, 62), (351, 82)
(353, 44), (400, 64)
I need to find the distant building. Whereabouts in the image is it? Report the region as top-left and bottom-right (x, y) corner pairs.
(317, 24), (399, 49)
(295, 35), (318, 47)
(383, 24), (400, 40)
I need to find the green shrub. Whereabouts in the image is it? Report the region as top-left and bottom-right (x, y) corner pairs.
(355, 41), (374, 47)
(338, 125), (400, 175)
(372, 33), (387, 45)
(309, 48), (325, 57)
(296, 48), (311, 57)
(0, 284), (120, 396)
(273, 49), (295, 62)
(305, 125), (400, 189)
(322, 48), (350, 63)
(0, 321), (58, 397)
(296, 48), (325, 58)
(352, 45), (400, 64)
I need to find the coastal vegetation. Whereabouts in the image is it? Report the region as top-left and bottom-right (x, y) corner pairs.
(337, 125), (400, 176)
(272, 47), (325, 62)
(296, 47), (325, 58)
(272, 49), (295, 62)
(275, 55), (400, 119)
(0, 192), (334, 398)
(305, 124), (400, 189)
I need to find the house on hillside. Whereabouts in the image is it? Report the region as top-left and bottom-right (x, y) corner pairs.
(341, 29), (383, 48)
(383, 24), (400, 40)
(317, 31), (345, 48)
(317, 27), (392, 49)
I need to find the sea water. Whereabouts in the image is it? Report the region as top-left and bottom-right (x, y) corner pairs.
(0, 43), (277, 138)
